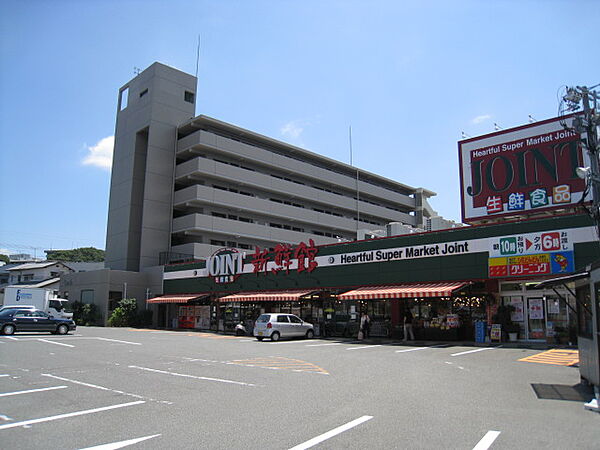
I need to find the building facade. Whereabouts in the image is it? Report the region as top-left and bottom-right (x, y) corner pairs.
(158, 213), (598, 342)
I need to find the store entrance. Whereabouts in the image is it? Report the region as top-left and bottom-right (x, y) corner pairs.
(501, 281), (574, 342)
(526, 297), (545, 340)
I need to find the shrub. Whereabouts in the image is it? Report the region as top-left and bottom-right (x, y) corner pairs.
(71, 301), (103, 326)
(108, 298), (138, 327)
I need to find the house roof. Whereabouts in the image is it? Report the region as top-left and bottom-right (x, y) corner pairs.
(6, 261), (72, 272)
(9, 277), (61, 288)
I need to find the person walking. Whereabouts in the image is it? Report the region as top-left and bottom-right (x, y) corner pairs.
(403, 309), (415, 341)
(360, 312), (371, 339)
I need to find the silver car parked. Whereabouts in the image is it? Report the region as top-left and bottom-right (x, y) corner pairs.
(253, 313), (314, 341)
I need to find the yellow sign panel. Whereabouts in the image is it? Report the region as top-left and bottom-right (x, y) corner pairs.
(507, 254), (550, 265)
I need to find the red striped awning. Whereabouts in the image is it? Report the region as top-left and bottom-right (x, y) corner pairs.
(337, 282), (470, 300)
(147, 294), (209, 304)
(219, 289), (316, 303)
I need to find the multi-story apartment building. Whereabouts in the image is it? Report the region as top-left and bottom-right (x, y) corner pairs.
(105, 62), (438, 271)
(64, 61), (444, 323)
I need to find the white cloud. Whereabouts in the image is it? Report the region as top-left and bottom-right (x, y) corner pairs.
(82, 136), (114, 170)
(471, 114), (491, 124)
(280, 121), (304, 140)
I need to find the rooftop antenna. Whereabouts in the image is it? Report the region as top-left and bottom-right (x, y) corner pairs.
(349, 126), (360, 238)
(528, 114), (536, 123)
(195, 34), (201, 78)
(494, 122), (502, 131)
(133, 67), (141, 76)
(461, 131), (471, 139)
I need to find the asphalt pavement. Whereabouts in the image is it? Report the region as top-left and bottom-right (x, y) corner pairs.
(0, 327), (598, 450)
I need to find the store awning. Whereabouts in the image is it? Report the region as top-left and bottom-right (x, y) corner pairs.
(337, 282), (470, 300)
(218, 289), (317, 303)
(147, 294), (209, 304)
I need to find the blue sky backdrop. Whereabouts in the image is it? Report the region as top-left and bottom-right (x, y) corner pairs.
(0, 0), (598, 257)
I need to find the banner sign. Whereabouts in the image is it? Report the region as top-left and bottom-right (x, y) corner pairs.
(459, 114), (588, 223)
(489, 229), (573, 257)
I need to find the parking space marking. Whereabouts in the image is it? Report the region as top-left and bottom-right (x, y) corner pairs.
(0, 336), (19, 341)
(0, 385), (68, 398)
(518, 349), (579, 366)
(306, 342), (342, 347)
(451, 347), (501, 357)
(128, 365), (258, 387)
(395, 344), (448, 353)
(38, 339), (75, 348)
(473, 430), (501, 450)
(266, 340), (318, 345)
(230, 357), (329, 375)
(41, 374), (172, 404)
(289, 415), (373, 450)
(0, 400), (145, 431)
(346, 345), (382, 351)
(79, 433), (161, 450)
(95, 337), (141, 346)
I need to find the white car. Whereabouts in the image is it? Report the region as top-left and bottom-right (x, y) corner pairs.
(253, 313), (314, 341)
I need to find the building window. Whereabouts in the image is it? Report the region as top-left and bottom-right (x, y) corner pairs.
(184, 91), (195, 103)
(81, 289), (94, 304)
(211, 240), (226, 247)
(109, 291), (122, 311)
(23, 274), (34, 281)
(211, 212), (227, 218)
(119, 87), (129, 111)
(139, 88), (148, 98)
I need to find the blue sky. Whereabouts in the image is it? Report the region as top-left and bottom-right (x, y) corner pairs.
(0, 0), (598, 258)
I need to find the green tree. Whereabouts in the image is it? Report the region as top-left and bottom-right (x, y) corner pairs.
(0, 254), (9, 265)
(45, 247), (105, 262)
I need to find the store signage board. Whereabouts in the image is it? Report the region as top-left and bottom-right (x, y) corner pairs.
(164, 226), (594, 282)
(459, 114), (588, 223)
(488, 251), (574, 278)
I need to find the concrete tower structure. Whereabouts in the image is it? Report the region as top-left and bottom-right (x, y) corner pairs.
(105, 63), (197, 271)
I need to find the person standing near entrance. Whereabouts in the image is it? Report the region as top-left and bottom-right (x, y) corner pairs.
(361, 312), (371, 339)
(403, 309), (415, 341)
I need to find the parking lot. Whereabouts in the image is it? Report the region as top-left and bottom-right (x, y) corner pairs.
(1, 327), (599, 449)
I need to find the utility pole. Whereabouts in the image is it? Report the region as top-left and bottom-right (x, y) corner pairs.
(563, 84), (600, 412)
(563, 85), (600, 236)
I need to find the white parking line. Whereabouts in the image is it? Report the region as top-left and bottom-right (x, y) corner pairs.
(128, 365), (257, 387)
(40, 374), (172, 404)
(79, 433), (161, 450)
(38, 339), (75, 348)
(0, 386), (68, 398)
(395, 344), (447, 353)
(1, 336), (19, 341)
(0, 401), (145, 431)
(473, 430), (501, 450)
(95, 337), (141, 346)
(267, 340), (318, 345)
(288, 415), (373, 450)
(451, 347), (500, 357)
(306, 343), (342, 347)
(346, 345), (382, 351)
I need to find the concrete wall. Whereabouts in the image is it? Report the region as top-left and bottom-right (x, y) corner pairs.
(60, 269), (161, 325)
